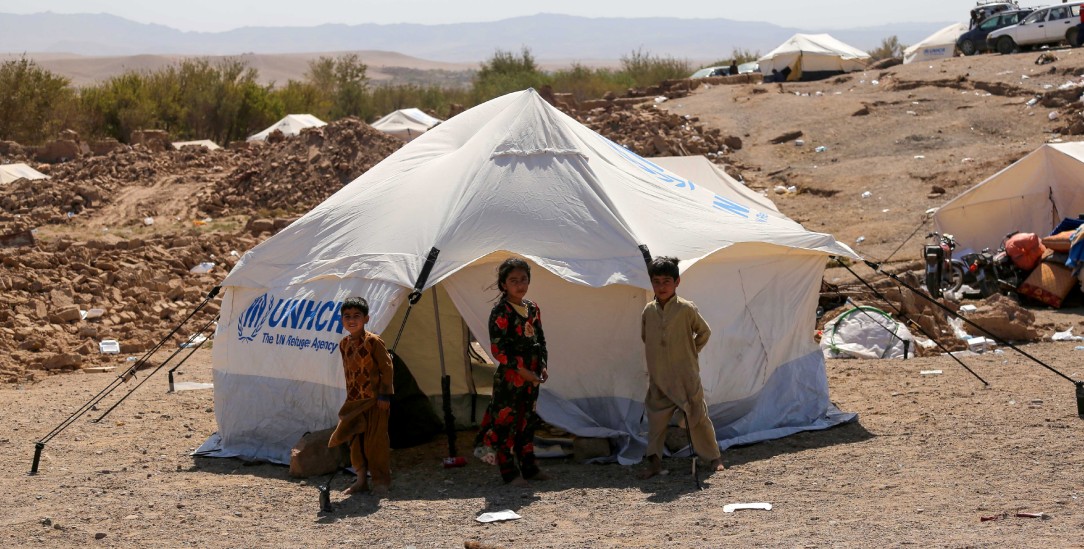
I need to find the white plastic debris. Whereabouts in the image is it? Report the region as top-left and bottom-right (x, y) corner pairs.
(190, 262), (215, 274)
(959, 304), (978, 313)
(99, 339), (121, 354)
(143, 217), (154, 226)
(476, 510), (522, 523)
(723, 502), (772, 513)
(1048, 111), (1059, 120)
(914, 155), (925, 159)
(1052, 327), (1084, 341)
(815, 146), (828, 152)
(1026, 97), (1039, 107)
(85, 308), (105, 320)
(653, 96), (668, 104)
(855, 236), (865, 244)
(920, 370), (943, 376)
(861, 191), (872, 198)
(794, 139), (805, 146)
(180, 334), (208, 349)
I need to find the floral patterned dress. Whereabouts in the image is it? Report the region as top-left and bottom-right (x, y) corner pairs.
(473, 298), (548, 483)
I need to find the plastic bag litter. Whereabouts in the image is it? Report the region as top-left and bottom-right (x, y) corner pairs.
(190, 262), (215, 274)
(476, 510), (521, 523)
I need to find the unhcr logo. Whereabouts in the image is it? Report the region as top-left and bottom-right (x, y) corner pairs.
(237, 293), (273, 341)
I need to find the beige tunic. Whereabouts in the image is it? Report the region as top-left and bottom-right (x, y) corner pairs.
(641, 295), (719, 460)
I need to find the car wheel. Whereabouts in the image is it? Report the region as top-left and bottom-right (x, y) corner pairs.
(996, 36), (1017, 55)
(959, 40), (976, 56)
(1069, 28), (1080, 47)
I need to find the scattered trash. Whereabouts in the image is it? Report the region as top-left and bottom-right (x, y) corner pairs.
(855, 236), (865, 244)
(653, 96), (668, 104)
(1052, 328), (1084, 342)
(179, 334), (208, 349)
(962, 157), (973, 163)
(723, 502), (772, 513)
(98, 339), (120, 354)
(914, 155), (925, 159)
(189, 262), (215, 274)
(83, 366), (116, 374)
(126, 356), (138, 362)
(882, 209), (890, 213)
(794, 139), (805, 147)
(871, 80), (879, 85)
(1015, 512), (1050, 520)
(1026, 97), (1039, 107)
(786, 185), (796, 193)
(967, 337), (995, 353)
(920, 370), (943, 376)
(476, 510), (522, 523)
(1048, 111), (1059, 120)
(980, 513), (1006, 522)
(143, 217), (154, 226)
(906, 110), (917, 116)
(1075, 346), (1084, 351)
(861, 191), (872, 198)
(814, 146), (828, 153)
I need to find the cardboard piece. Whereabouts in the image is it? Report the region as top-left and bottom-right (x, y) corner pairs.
(1018, 262), (1076, 308)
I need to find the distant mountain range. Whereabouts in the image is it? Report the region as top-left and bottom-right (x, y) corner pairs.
(0, 12), (952, 63)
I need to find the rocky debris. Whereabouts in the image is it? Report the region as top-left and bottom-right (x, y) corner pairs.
(197, 117), (404, 216)
(574, 103), (732, 158)
(130, 130), (172, 153)
(0, 231), (256, 383)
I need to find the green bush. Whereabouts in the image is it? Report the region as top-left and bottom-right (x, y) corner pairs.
(0, 57), (78, 144)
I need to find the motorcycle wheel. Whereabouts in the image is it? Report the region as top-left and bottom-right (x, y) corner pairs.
(947, 264), (965, 294)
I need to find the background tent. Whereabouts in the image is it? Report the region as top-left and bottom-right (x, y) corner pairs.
(0, 163), (49, 185)
(904, 23), (967, 64)
(172, 140), (221, 151)
(757, 34), (870, 82)
(200, 89), (860, 465)
(371, 108), (442, 141)
(247, 114), (326, 142)
(934, 142), (1084, 254)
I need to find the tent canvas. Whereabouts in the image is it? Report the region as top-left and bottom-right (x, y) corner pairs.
(650, 156), (781, 215)
(757, 34), (870, 82)
(0, 163), (50, 185)
(172, 140), (221, 151)
(904, 23), (967, 64)
(200, 89), (860, 465)
(247, 114), (326, 142)
(371, 108), (442, 141)
(934, 142), (1084, 254)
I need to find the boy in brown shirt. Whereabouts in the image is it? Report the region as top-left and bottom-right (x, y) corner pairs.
(639, 256), (724, 479)
(328, 297), (394, 495)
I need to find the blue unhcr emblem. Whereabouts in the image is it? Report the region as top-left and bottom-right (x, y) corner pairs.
(237, 293), (273, 342)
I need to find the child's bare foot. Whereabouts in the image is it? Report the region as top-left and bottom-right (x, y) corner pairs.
(342, 480), (369, 495)
(527, 470), (551, 481)
(710, 458), (725, 472)
(372, 484), (390, 496)
(508, 477), (529, 488)
(638, 456), (663, 480)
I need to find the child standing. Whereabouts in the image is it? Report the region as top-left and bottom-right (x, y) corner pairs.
(474, 257), (551, 486)
(639, 256), (724, 479)
(328, 297), (394, 495)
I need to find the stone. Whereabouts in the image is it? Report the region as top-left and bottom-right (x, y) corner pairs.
(572, 436), (612, 461)
(42, 353), (82, 370)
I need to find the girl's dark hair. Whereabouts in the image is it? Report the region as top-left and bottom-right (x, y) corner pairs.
(341, 296), (370, 315)
(647, 256), (681, 279)
(496, 257), (531, 297)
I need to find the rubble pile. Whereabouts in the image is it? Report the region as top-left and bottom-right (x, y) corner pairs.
(577, 103), (734, 158)
(0, 231), (258, 383)
(198, 118), (404, 216)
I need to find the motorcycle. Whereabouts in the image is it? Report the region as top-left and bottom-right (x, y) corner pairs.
(924, 232), (965, 298)
(956, 234), (1029, 298)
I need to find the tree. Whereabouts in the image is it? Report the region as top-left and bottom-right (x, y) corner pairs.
(0, 57), (76, 144)
(305, 54), (370, 119)
(471, 47), (549, 103)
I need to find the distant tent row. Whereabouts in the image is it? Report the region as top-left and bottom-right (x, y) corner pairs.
(247, 114), (327, 142)
(172, 140), (221, 151)
(904, 23), (967, 64)
(757, 34), (870, 82)
(0, 163), (49, 185)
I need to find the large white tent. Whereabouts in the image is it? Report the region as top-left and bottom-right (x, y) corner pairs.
(904, 23), (967, 64)
(934, 142), (1084, 254)
(0, 163), (50, 185)
(247, 114), (326, 142)
(371, 108), (442, 141)
(650, 156), (781, 215)
(758, 34), (870, 81)
(200, 89), (860, 465)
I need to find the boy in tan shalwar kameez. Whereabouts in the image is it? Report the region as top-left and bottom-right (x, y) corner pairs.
(639, 257), (724, 480)
(328, 297), (394, 495)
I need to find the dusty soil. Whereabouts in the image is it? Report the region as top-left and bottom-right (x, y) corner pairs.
(3, 47), (1084, 547)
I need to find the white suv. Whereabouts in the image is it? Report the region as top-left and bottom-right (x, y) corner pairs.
(987, 2), (1083, 54)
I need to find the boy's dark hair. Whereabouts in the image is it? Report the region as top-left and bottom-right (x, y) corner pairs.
(496, 257), (531, 296)
(341, 297), (369, 315)
(647, 256), (680, 279)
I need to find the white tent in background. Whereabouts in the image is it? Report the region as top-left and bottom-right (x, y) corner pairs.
(757, 34), (870, 81)
(172, 140), (221, 151)
(904, 23), (967, 64)
(247, 114), (326, 142)
(371, 108), (442, 141)
(650, 156), (781, 215)
(934, 142), (1084, 254)
(0, 163), (49, 185)
(199, 89), (860, 465)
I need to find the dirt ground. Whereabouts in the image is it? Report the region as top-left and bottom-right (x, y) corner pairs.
(4, 47), (1084, 547)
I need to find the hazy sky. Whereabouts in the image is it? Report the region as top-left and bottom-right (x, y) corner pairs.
(0, 0), (963, 32)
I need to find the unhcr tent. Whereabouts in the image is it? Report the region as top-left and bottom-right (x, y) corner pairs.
(0, 163), (49, 185)
(934, 142), (1084, 254)
(758, 34), (870, 82)
(199, 89), (860, 465)
(651, 156), (781, 215)
(904, 23), (967, 64)
(247, 114), (326, 142)
(371, 108), (442, 141)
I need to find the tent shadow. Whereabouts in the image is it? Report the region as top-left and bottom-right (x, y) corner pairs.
(721, 419), (875, 469)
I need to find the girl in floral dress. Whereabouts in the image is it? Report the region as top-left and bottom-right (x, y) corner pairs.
(473, 257), (551, 486)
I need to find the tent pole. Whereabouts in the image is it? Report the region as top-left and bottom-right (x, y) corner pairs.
(389, 247), (440, 353)
(432, 287), (457, 457)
